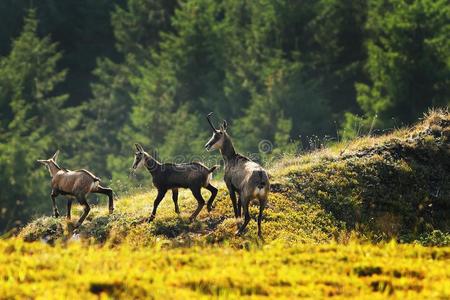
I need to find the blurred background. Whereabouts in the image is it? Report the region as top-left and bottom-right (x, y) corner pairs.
(0, 0), (448, 232)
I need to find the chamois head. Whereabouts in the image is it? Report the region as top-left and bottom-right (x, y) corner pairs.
(37, 150), (61, 176)
(132, 143), (147, 170)
(204, 112), (228, 151)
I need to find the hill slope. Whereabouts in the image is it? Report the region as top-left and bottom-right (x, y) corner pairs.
(2, 110), (450, 299)
(18, 109), (449, 246)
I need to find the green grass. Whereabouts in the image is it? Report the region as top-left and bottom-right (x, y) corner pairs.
(2, 109), (449, 299)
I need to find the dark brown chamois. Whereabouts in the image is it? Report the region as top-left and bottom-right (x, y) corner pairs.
(37, 151), (114, 228)
(132, 143), (219, 222)
(204, 113), (269, 237)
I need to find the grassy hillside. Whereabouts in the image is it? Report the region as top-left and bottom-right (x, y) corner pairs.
(270, 109), (450, 243)
(1, 109), (449, 299)
(18, 109), (450, 246)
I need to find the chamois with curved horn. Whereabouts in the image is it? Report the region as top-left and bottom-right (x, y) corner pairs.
(37, 151), (114, 228)
(131, 143), (219, 222)
(204, 113), (270, 237)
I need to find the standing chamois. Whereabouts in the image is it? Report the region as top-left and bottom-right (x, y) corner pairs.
(204, 113), (270, 237)
(132, 143), (219, 221)
(37, 151), (114, 228)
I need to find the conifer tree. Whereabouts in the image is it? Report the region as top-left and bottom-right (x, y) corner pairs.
(0, 10), (70, 230)
(345, 0), (449, 136)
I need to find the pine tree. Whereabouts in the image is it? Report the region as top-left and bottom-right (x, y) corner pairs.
(80, 0), (178, 179)
(0, 10), (70, 230)
(119, 0), (227, 164)
(351, 0), (449, 133)
(226, 0), (332, 154)
(307, 0), (367, 116)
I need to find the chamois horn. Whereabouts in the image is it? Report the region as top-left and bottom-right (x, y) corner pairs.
(206, 112), (217, 131)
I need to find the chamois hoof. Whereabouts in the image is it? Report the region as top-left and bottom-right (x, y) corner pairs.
(146, 216), (155, 223)
(207, 205), (214, 212)
(109, 208), (114, 214)
(53, 211), (60, 218)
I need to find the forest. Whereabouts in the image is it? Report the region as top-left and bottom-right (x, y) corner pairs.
(0, 0), (449, 232)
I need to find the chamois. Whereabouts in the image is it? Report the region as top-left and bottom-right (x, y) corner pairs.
(132, 143), (219, 222)
(204, 113), (270, 237)
(37, 151), (114, 228)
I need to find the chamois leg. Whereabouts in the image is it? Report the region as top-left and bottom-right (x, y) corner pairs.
(258, 198), (266, 238)
(226, 183), (239, 218)
(93, 185), (114, 214)
(75, 196), (90, 228)
(205, 184), (218, 212)
(66, 199), (73, 220)
(172, 189), (180, 214)
(237, 195), (242, 218)
(148, 189), (167, 222)
(51, 190), (60, 218)
(189, 188), (205, 221)
(236, 198), (251, 236)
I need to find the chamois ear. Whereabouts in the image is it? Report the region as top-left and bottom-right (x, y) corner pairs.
(135, 143), (143, 152)
(52, 150), (60, 162)
(221, 120), (228, 131)
(37, 159), (47, 165)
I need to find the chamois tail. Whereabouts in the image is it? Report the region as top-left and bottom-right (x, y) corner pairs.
(252, 170), (269, 198)
(208, 165), (220, 173)
(204, 165), (220, 187)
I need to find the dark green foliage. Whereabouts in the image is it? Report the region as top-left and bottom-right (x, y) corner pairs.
(78, 0), (178, 179)
(112, 0), (178, 59)
(0, 0), (124, 105)
(344, 0), (450, 136)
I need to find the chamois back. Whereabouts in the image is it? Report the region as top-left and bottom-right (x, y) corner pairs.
(52, 170), (100, 196)
(77, 169), (101, 182)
